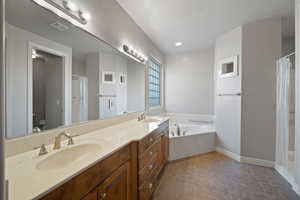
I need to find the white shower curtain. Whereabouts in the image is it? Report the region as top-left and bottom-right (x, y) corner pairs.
(276, 57), (291, 167)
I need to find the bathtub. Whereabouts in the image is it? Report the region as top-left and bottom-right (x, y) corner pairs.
(166, 114), (216, 161)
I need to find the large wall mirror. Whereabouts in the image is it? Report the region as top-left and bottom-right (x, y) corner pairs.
(5, 0), (146, 138)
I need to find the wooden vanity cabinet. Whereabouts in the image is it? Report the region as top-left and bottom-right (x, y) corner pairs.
(138, 120), (169, 200)
(40, 143), (137, 200)
(39, 120), (169, 200)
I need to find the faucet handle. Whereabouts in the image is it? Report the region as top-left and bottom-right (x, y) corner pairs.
(34, 144), (48, 156)
(68, 137), (74, 145)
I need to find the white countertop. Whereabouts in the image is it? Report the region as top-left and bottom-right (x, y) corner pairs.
(5, 117), (169, 200)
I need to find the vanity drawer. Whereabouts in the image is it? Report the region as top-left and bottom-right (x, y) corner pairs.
(41, 145), (131, 200)
(138, 165), (161, 200)
(139, 132), (157, 156)
(139, 154), (160, 186)
(139, 182), (155, 200)
(139, 139), (161, 171)
(139, 177), (157, 200)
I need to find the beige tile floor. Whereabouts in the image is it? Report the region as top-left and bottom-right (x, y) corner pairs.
(153, 152), (300, 200)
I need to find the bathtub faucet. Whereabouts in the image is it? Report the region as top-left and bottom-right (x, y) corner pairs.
(175, 124), (181, 136)
(138, 112), (147, 121)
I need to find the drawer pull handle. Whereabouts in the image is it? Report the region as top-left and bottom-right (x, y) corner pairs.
(149, 151), (153, 156)
(100, 193), (107, 199)
(149, 137), (153, 142)
(149, 164), (153, 170)
(149, 183), (153, 189)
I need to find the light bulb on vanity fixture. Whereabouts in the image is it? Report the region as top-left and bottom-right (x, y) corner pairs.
(79, 11), (91, 21)
(175, 42), (183, 47)
(62, 0), (78, 12)
(123, 44), (148, 64)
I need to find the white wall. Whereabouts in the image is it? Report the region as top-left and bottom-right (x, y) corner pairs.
(241, 18), (282, 161)
(72, 58), (86, 76)
(214, 19), (282, 162)
(165, 48), (215, 114)
(5, 23), (72, 138)
(215, 27), (242, 155)
(85, 53), (100, 120)
(127, 61), (145, 112)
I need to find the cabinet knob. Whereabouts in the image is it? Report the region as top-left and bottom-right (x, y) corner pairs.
(149, 137), (153, 142)
(149, 183), (153, 189)
(149, 164), (153, 170)
(100, 193), (107, 199)
(149, 151), (153, 156)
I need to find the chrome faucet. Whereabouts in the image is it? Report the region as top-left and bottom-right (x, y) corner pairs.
(138, 112), (147, 121)
(34, 144), (48, 156)
(53, 132), (74, 150)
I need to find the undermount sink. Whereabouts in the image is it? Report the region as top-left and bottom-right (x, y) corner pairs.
(142, 118), (160, 123)
(36, 144), (101, 171)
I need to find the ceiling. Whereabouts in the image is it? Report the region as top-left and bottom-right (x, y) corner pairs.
(116, 0), (295, 54)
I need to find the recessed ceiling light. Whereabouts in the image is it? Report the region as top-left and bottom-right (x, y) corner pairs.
(175, 42), (183, 47)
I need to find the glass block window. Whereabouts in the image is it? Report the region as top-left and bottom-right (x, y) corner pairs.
(148, 58), (161, 107)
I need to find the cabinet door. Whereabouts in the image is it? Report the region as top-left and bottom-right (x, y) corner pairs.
(98, 162), (131, 200)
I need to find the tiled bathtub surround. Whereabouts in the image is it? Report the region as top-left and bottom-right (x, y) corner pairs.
(5, 112), (140, 157)
(160, 113), (215, 124)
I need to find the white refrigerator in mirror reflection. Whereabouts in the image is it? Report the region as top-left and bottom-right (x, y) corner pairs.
(72, 75), (88, 123)
(99, 95), (117, 119)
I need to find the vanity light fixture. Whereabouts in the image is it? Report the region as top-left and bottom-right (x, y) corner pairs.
(32, 0), (91, 25)
(175, 42), (183, 47)
(123, 44), (148, 64)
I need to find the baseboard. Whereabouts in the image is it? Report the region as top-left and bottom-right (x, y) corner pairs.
(275, 164), (299, 195)
(240, 156), (274, 168)
(216, 147), (241, 162)
(216, 147), (274, 168)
